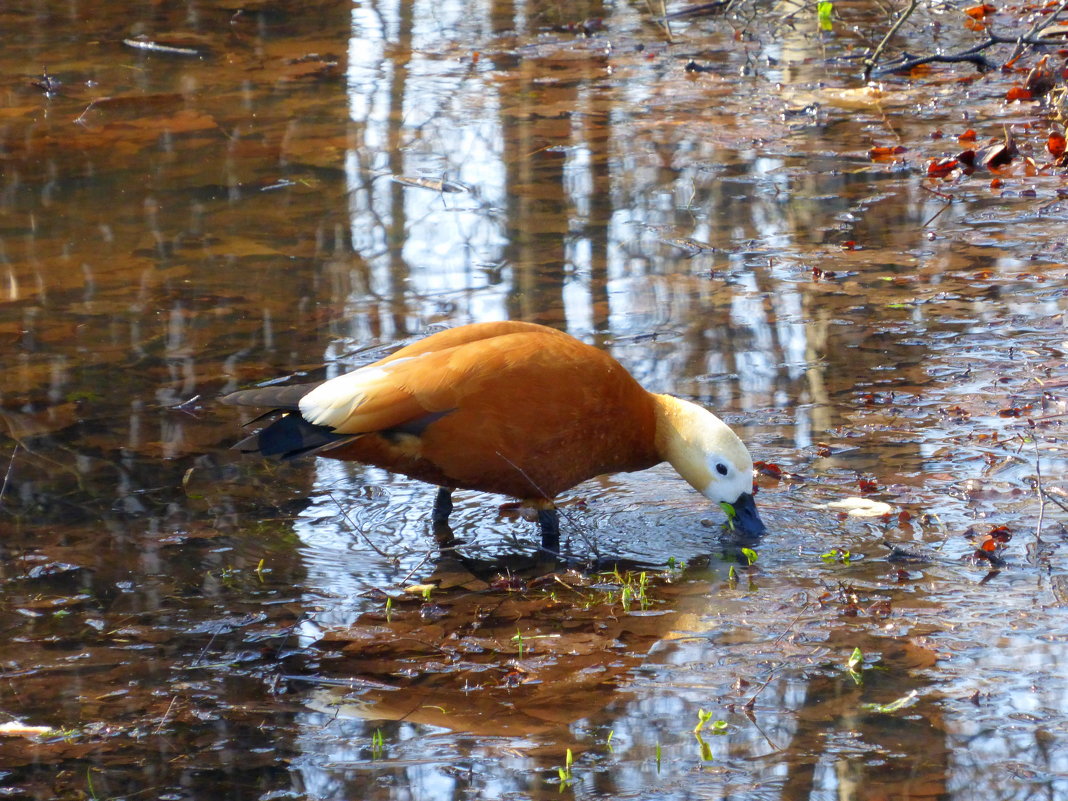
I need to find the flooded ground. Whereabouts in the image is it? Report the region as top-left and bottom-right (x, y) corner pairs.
(1, 0), (1066, 799)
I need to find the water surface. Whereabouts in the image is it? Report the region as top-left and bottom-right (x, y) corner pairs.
(1, 1), (1066, 799)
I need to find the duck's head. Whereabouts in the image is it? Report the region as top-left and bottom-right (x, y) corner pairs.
(654, 394), (766, 538)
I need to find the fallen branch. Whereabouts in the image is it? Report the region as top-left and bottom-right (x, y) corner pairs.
(871, 29), (1068, 78)
(864, 0), (921, 82)
(1008, 0), (1068, 65)
(666, 0), (732, 19)
(873, 49), (996, 77)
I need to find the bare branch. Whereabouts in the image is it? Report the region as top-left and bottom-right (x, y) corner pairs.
(864, 0), (921, 82)
(1008, 0), (1068, 64)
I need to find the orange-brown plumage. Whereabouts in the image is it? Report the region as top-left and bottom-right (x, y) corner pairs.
(223, 321), (765, 547)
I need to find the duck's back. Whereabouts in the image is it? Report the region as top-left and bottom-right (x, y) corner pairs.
(316, 322), (661, 500)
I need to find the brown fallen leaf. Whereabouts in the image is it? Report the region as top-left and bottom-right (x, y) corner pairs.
(1048, 130), (1067, 158)
(927, 157), (959, 178)
(963, 4), (997, 19)
(1024, 56), (1056, 98)
(869, 144), (907, 160)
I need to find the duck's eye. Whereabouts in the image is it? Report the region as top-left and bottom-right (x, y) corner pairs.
(716, 463), (729, 476)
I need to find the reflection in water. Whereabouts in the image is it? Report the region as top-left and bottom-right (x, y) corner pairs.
(0, 0), (1064, 799)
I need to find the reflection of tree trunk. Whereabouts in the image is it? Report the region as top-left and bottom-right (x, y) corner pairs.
(385, 0), (414, 339)
(501, 81), (568, 325)
(496, 0), (605, 328)
(803, 298), (834, 434)
(583, 114), (612, 342)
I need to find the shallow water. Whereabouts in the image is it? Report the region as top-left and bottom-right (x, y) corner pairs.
(1, 1), (1066, 799)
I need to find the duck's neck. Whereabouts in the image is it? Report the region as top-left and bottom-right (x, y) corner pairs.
(652, 394), (701, 457)
(651, 393), (733, 493)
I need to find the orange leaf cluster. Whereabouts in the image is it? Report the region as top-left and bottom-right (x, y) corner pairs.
(869, 144), (907, 160)
(1048, 131), (1066, 158)
(963, 4), (997, 18)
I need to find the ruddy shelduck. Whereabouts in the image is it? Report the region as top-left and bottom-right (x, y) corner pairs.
(223, 321), (765, 549)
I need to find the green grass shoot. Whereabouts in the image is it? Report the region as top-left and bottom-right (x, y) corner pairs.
(817, 1), (834, 31)
(557, 748), (574, 785)
(863, 689), (919, 713)
(847, 646), (864, 684)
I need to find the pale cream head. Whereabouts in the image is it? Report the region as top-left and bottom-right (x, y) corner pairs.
(653, 394), (755, 506)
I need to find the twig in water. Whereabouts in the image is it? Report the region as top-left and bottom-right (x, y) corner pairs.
(772, 601), (813, 647)
(192, 622), (225, 668)
(921, 185), (953, 202)
(399, 550), (434, 585)
(645, 0), (674, 42)
(922, 196), (952, 228)
(744, 666), (779, 711)
(73, 97), (115, 126)
(494, 450), (598, 556)
(1041, 488), (1068, 514)
(0, 443), (17, 505)
(660, 0), (674, 42)
(1007, 0), (1068, 65)
(324, 489), (397, 562)
(1031, 422), (1045, 545)
(155, 696), (178, 733)
(864, 0), (921, 82)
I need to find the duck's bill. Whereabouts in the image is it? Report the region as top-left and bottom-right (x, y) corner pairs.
(726, 492), (766, 537)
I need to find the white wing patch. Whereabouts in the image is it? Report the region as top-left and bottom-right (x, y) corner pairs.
(298, 356), (417, 429)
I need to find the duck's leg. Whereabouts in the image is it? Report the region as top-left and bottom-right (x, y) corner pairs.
(537, 508), (560, 552)
(431, 487), (455, 546)
(431, 487), (452, 523)
(431, 486), (454, 526)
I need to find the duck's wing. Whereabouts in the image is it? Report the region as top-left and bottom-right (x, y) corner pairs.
(222, 324), (585, 463)
(299, 327), (577, 434)
(377, 320), (569, 364)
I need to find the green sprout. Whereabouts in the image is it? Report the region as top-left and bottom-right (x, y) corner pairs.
(695, 731), (714, 762)
(694, 709), (728, 736)
(817, 1), (834, 31)
(557, 747), (574, 785)
(720, 501), (737, 531)
(693, 708), (713, 734)
(821, 549), (851, 565)
(847, 646), (864, 684)
(693, 710), (728, 762)
(666, 556), (686, 572)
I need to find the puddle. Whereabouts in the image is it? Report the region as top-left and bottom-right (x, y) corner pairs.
(1, 0), (1066, 799)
